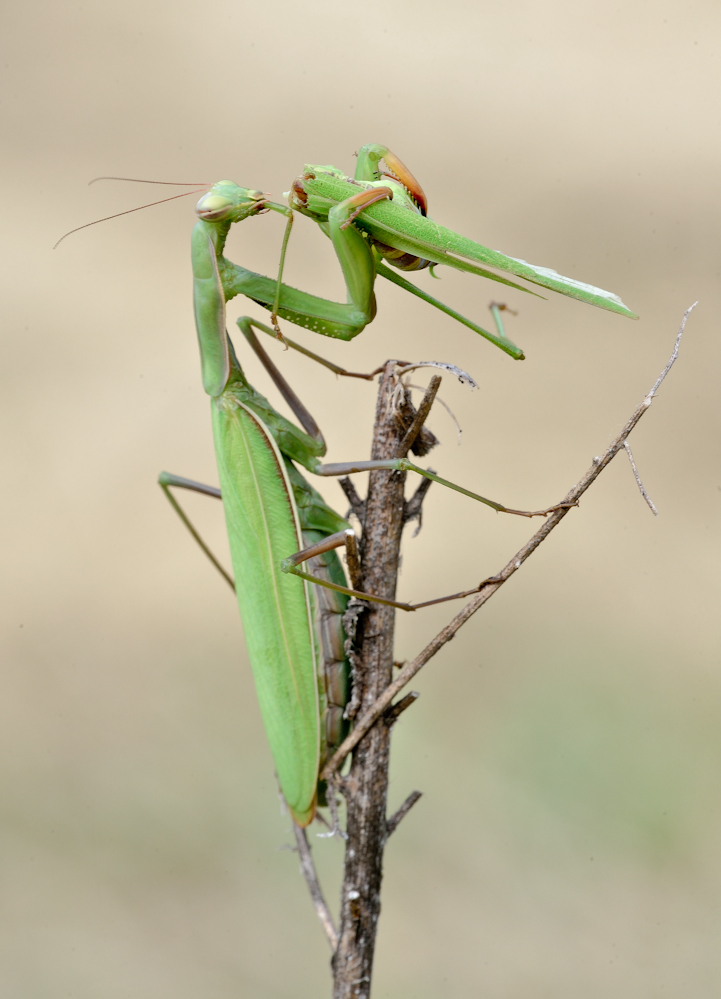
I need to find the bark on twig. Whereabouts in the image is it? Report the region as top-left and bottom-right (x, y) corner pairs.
(331, 361), (409, 999)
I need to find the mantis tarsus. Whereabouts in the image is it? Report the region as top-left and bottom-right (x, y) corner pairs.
(193, 143), (637, 364)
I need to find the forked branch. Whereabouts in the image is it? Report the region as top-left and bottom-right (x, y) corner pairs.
(321, 303), (696, 781)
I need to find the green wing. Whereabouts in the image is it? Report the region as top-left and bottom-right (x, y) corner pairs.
(300, 171), (638, 319)
(212, 396), (320, 826)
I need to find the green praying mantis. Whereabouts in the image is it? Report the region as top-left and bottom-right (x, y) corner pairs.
(62, 144), (638, 827)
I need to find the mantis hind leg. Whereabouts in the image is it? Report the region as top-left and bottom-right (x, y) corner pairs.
(158, 472), (234, 589)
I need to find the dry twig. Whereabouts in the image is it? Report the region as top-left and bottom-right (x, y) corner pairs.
(292, 823), (338, 952)
(321, 303), (695, 781)
(386, 790), (423, 837)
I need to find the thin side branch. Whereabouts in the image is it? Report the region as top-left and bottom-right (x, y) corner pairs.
(339, 477), (366, 526)
(321, 305), (694, 781)
(292, 823), (338, 952)
(386, 791), (423, 837)
(384, 690), (420, 724)
(396, 375), (442, 456)
(623, 442), (658, 515)
(404, 475), (433, 531)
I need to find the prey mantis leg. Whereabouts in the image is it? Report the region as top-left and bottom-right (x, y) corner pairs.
(374, 262), (524, 358)
(354, 144), (428, 217)
(488, 301), (518, 343)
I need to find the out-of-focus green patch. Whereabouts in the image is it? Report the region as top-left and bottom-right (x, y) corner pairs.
(486, 653), (721, 863)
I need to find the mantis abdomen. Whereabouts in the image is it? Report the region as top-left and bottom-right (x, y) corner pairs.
(303, 533), (351, 767)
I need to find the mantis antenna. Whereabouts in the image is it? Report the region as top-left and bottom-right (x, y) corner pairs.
(53, 181), (207, 248)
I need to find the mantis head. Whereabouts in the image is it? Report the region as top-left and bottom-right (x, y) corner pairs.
(195, 181), (268, 223)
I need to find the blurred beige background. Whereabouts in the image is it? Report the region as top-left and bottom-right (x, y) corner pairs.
(2, 0), (720, 995)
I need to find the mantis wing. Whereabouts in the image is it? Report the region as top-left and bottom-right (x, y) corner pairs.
(212, 396), (320, 827)
(300, 171), (638, 320)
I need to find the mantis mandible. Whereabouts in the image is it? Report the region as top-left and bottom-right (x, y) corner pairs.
(193, 143), (637, 363)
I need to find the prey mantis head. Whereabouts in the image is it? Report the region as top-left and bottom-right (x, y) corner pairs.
(195, 181), (269, 224)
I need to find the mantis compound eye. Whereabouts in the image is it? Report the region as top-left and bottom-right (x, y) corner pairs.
(195, 193), (235, 221)
(196, 187), (267, 221)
